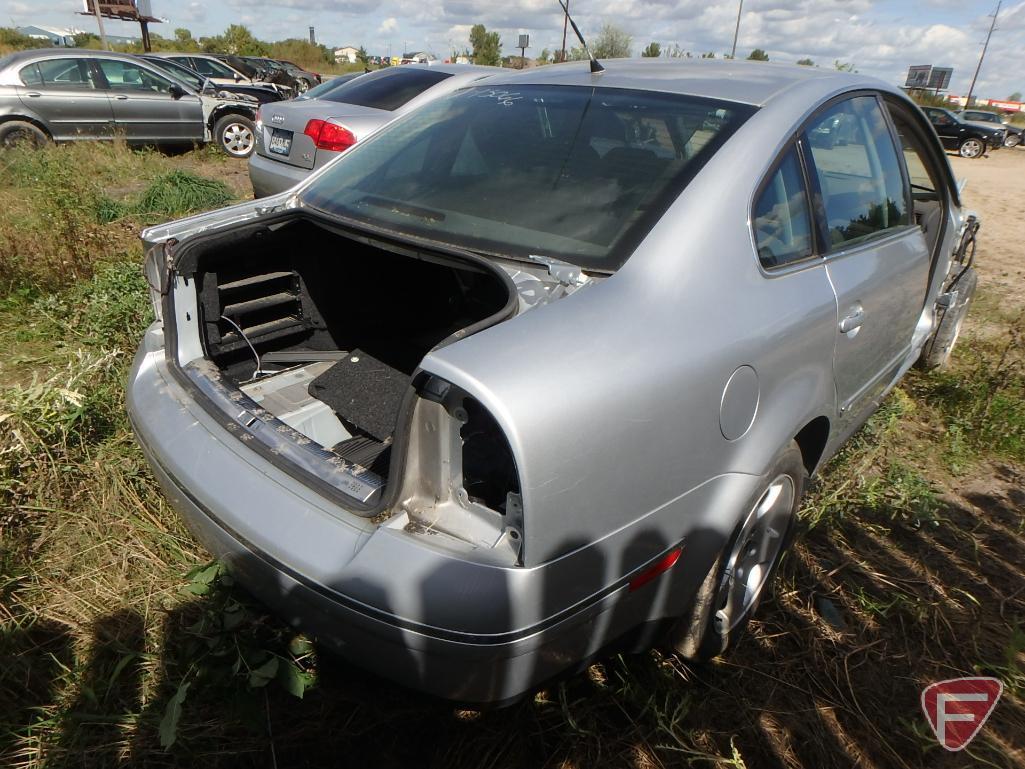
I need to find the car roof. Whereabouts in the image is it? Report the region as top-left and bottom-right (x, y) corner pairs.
(474, 58), (894, 107)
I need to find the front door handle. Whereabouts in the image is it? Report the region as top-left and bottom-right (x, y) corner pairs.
(115, 94), (129, 100)
(839, 306), (865, 334)
(26, 91), (41, 97)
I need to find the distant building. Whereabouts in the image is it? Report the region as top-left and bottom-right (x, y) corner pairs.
(400, 51), (434, 64)
(17, 25), (80, 47)
(334, 46), (360, 64)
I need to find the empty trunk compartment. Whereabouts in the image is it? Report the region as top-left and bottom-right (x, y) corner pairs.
(179, 215), (514, 487)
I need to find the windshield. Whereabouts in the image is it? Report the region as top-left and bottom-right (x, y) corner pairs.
(301, 84), (755, 270)
(319, 67), (452, 110)
(144, 57), (203, 90)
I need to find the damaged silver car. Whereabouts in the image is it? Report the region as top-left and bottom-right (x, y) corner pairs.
(129, 59), (978, 704)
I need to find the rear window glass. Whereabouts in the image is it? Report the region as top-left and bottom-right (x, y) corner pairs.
(20, 58), (97, 89)
(302, 85), (755, 270)
(320, 68), (452, 111)
(754, 146), (813, 268)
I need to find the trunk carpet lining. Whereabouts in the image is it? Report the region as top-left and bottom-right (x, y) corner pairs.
(307, 349), (410, 443)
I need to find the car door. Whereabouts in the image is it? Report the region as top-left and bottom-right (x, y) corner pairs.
(15, 57), (113, 140)
(923, 108), (962, 150)
(804, 95), (931, 426)
(93, 58), (204, 143)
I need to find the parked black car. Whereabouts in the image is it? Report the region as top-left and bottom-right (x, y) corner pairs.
(139, 54), (284, 105)
(922, 107), (1005, 158)
(249, 58), (322, 93)
(957, 108), (1023, 148)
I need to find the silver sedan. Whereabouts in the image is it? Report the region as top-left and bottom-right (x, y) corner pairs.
(129, 59), (977, 704)
(247, 64), (498, 197)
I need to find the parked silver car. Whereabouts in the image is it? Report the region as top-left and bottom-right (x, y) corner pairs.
(248, 64), (497, 197)
(0, 49), (259, 157)
(129, 59), (977, 704)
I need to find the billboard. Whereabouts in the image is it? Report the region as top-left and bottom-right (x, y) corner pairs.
(927, 67), (953, 90)
(518, 34), (530, 49)
(81, 1), (155, 20)
(905, 65), (932, 88)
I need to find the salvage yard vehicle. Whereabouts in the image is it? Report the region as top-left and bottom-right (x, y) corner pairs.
(248, 64), (497, 197)
(956, 108), (1023, 148)
(138, 54), (284, 106)
(129, 59), (978, 704)
(922, 106), (1006, 158)
(0, 49), (259, 157)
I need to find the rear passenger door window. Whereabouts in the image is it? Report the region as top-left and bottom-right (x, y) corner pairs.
(805, 96), (909, 249)
(753, 145), (814, 268)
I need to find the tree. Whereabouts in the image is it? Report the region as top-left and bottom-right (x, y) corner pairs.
(592, 23), (631, 59)
(666, 44), (691, 58)
(701, 51), (715, 59)
(538, 47), (550, 64)
(469, 24), (502, 66)
(834, 60), (856, 72)
(797, 57), (814, 66)
(173, 28), (200, 51)
(1009, 91), (1023, 102)
(747, 48), (769, 61)
(357, 45), (369, 65)
(218, 24), (269, 56)
(641, 42), (661, 58)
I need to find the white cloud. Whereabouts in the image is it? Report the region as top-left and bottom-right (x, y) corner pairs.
(379, 17), (399, 33)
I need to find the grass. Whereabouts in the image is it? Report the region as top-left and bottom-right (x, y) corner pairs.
(1, 142), (1024, 768)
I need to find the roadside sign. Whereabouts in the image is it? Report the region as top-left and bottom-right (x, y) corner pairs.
(906, 65), (932, 88)
(928, 67), (953, 90)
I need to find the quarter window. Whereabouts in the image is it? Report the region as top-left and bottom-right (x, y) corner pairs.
(753, 146), (814, 267)
(805, 96), (909, 248)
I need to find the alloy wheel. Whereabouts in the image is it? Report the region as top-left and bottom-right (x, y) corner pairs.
(221, 122), (254, 157)
(960, 138), (984, 158)
(713, 474), (795, 635)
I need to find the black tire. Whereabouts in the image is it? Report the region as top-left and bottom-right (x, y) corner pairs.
(918, 267), (977, 370)
(671, 441), (806, 662)
(213, 113), (256, 158)
(0, 120), (49, 149)
(959, 137), (985, 158)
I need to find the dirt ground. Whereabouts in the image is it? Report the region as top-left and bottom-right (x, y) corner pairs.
(948, 149), (1025, 304)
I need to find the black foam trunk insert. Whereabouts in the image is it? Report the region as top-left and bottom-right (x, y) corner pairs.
(307, 350), (410, 443)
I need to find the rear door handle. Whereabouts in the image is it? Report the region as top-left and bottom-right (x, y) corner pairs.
(26, 91), (41, 97)
(115, 94), (129, 100)
(839, 306), (865, 334)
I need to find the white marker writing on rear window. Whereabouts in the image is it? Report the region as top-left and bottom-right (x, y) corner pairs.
(472, 88), (523, 106)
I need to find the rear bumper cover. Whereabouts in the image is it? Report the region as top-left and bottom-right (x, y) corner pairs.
(128, 325), (747, 703)
(248, 151), (312, 198)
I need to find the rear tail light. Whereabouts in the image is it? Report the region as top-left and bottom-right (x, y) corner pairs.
(303, 119), (357, 152)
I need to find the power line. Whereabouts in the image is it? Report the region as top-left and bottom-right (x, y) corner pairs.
(730, 0), (743, 59)
(964, 0), (1000, 108)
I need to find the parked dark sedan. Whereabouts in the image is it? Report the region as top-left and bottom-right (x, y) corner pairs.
(138, 55), (283, 105)
(922, 106), (1005, 158)
(957, 108), (1023, 148)
(0, 49), (259, 157)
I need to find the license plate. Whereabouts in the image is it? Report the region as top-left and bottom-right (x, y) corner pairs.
(268, 129), (292, 156)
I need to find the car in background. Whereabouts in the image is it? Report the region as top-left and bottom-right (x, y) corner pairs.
(922, 106), (1005, 158)
(294, 72), (364, 101)
(0, 49), (259, 157)
(246, 57), (322, 94)
(152, 53), (292, 99)
(248, 64), (497, 197)
(139, 54), (283, 105)
(131, 59), (977, 704)
(956, 108), (1022, 148)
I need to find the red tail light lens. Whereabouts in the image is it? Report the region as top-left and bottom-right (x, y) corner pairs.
(303, 119), (357, 152)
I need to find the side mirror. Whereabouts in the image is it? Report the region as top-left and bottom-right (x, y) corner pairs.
(169, 84), (185, 100)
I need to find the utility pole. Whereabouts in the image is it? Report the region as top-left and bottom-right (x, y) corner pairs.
(965, 0), (1000, 108)
(729, 0), (743, 59)
(560, 0), (569, 62)
(89, 0), (109, 51)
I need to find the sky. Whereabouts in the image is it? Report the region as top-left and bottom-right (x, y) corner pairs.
(4, 0), (1023, 101)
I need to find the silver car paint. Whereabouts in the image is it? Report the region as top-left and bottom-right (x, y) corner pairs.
(0, 48), (254, 145)
(129, 59), (967, 702)
(248, 64), (500, 196)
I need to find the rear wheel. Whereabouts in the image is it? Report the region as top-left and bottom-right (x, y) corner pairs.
(214, 114), (256, 158)
(959, 138), (985, 158)
(1005, 133), (1021, 148)
(0, 120), (48, 149)
(671, 442), (805, 661)
(295, 78), (311, 94)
